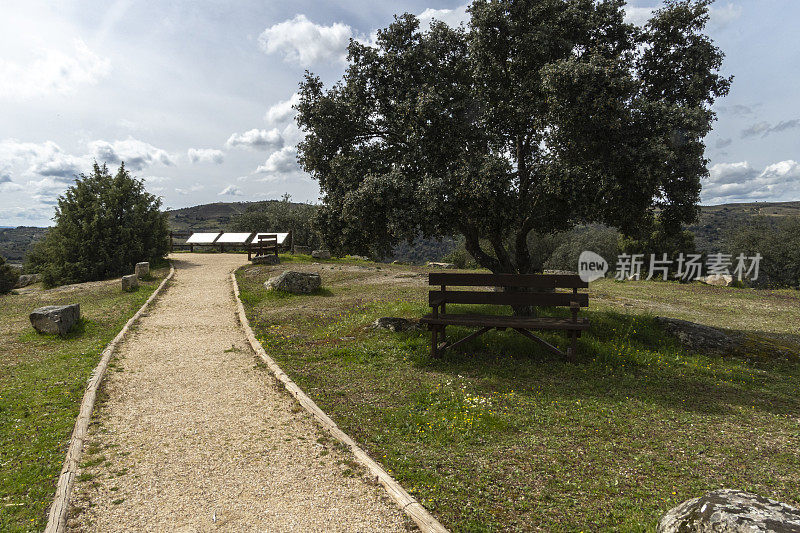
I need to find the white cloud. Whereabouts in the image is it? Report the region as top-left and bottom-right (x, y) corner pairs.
(258, 15), (353, 66)
(741, 119), (800, 139)
(703, 160), (800, 203)
(624, 2), (741, 29)
(27, 176), (70, 205)
(218, 184), (243, 196)
(0, 168), (23, 192)
(226, 128), (283, 150)
(0, 39), (110, 100)
(175, 183), (204, 195)
(0, 139), (84, 181)
(187, 148), (224, 164)
(623, 6), (654, 26)
(265, 93), (301, 125)
(280, 122), (305, 146)
(89, 137), (175, 171)
(417, 4), (470, 28)
(256, 145), (298, 174)
(709, 3), (742, 30)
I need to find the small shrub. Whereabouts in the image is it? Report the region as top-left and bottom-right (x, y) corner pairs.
(26, 162), (168, 287)
(725, 216), (800, 289)
(0, 255), (20, 294)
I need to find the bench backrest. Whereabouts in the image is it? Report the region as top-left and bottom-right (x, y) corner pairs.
(258, 234), (278, 245)
(428, 273), (588, 309)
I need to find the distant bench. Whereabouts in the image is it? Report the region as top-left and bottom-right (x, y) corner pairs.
(419, 273), (589, 360)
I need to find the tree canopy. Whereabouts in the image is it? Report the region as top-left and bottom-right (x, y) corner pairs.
(296, 0), (730, 273)
(27, 162), (169, 287)
(229, 194), (322, 248)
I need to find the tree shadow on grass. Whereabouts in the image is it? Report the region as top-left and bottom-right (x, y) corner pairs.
(405, 309), (800, 418)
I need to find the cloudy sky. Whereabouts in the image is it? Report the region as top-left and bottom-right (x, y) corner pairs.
(1, 0), (798, 227)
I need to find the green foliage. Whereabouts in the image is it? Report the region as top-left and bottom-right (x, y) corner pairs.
(297, 0), (730, 274)
(619, 217), (696, 271)
(228, 194), (321, 248)
(725, 216), (800, 289)
(445, 225), (620, 272)
(544, 225), (621, 272)
(0, 255), (20, 294)
(236, 260), (800, 530)
(26, 162), (168, 287)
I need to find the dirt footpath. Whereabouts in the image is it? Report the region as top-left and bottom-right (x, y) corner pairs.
(68, 254), (409, 532)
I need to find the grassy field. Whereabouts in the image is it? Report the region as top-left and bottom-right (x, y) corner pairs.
(237, 256), (800, 532)
(0, 266), (169, 532)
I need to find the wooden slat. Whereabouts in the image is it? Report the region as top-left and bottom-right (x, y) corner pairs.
(420, 314), (589, 330)
(428, 272), (587, 288)
(429, 290), (588, 308)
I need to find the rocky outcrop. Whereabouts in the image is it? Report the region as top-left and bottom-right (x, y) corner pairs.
(30, 304), (80, 335)
(370, 317), (422, 332)
(311, 250), (331, 260)
(135, 262), (150, 278)
(658, 489), (800, 533)
(14, 273), (40, 288)
(252, 255), (279, 265)
(427, 262), (456, 269)
(704, 274), (734, 287)
(265, 271), (321, 294)
(121, 274), (139, 292)
(655, 317), (740, 354)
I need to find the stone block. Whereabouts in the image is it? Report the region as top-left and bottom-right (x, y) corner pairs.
(30, 304), (80, 335)
(122, 274), (139, 292)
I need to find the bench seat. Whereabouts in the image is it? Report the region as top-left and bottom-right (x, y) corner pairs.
(421, 313), (589, 330)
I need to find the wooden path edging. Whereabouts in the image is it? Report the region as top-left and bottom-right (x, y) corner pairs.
(45, 264), (176, 533)
(230, 272), (449, 533)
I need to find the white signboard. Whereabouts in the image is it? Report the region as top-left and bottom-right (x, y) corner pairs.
(216, 232), (253, 244)
(250, 232), (289, 245)
(185, 232), (220, 244)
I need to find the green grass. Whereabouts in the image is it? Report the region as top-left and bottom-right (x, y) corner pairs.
(237, 260), (800, 532)
(0, 268), (168, 532)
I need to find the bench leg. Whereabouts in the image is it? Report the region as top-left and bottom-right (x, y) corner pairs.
(431, 326), (439, 358)
(566, 330), (578, 361)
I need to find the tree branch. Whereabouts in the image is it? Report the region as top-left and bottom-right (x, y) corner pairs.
(460, 224), (503, 273)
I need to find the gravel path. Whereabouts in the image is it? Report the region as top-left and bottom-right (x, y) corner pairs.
(68, 254), (409, 532)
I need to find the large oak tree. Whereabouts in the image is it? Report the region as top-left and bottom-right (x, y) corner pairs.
(296, 0), (730, 273)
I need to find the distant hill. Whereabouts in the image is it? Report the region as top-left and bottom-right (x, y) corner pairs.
(3, 200), (798, 264)
(167, 201), (258, 232)
(688, 200), (800, 253)
(0, 226), (47, 263)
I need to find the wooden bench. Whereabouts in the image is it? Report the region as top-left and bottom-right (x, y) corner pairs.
(248, 234), (278, 261)
(419, 273), (590, 360)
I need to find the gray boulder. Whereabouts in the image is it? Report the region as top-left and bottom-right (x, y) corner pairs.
(311, 250), (331, 260)
(655, 317), (739, 354)
(30, 304), (80, 335)
(265, 271), (321, 294)
(252, 255), (279, 265)
(121, 274), (139, 292)
(427, 262), (456, 269)
(658, 489), (800, 533)
(704, 274), (734, 287)
(135, 262), (150, 278)
(14, 273), (40, 288)
(371, 317), (421, 332)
